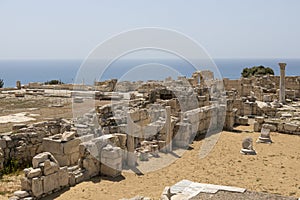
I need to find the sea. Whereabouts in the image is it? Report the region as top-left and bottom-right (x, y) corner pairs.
(0, 58), (300, 88)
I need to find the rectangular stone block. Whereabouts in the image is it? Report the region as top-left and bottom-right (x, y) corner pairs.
(284, 123), (298, 132)
(43, 172), (59, 194)
(63, 138), (81, 154)
(21, 177), (31, 191)
(42, 138), (64, 155)
(70, 152), (79, 165)
(53, 154), (70, 167)
(101, 147), (122, 159)
(32, 177), (43, 197)
(83, 157), (100, 178)
(58, 167), (69, 188)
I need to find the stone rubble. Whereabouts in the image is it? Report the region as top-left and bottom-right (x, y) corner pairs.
(3, 65), (300, 199)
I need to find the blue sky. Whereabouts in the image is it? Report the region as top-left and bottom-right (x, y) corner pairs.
(0, 0), (299, 59)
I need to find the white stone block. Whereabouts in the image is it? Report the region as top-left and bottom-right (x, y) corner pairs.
(32, 177), (43, 197)
(43, 172), (59, 194)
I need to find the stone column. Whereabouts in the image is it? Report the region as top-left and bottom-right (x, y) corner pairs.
(126, 113), (136, 167)
(16, 81), (21, 89)
(165, 106), (173, 152)
(279, 63), (287, 104)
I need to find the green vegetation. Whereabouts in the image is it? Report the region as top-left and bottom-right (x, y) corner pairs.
(0, 159), (19, 175)
(241, 65), (274, 78)
(44, 79), (64, 85)
(0, 79), (4, 88)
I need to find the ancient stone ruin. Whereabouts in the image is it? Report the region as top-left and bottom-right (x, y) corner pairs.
(1, 63), (300, 199)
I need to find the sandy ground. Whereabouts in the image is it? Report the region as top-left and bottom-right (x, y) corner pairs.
(43, 125), (300, 200)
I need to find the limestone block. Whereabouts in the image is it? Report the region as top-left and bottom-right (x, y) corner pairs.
(43, 160), (59, 176)
(13, 191), (29, 198)
(61, 131), (76, 142)
(278, 123), (285, 132)
(21, 177), (31, 191)
(70, 152), (79, 165)
(83, 156), (100, 178)
(52, 154), (70, 167)
(238, 116), (249, 125)
(63, 138), (81, 154)
(101, 145), (122, 160)
(79, 134), (94, 143)
(43, 172), (59, 194)
(174, 122), (192, 148)
(12, 124), (27, 131)
(31, 177), (43, 197)
(253, 122), (261, 132)
(284, 123), (298, 132)
(255, 116), (265, 124)
(114, 133), (127, 149)
(58, 167), (69, 188)
(27, 168), (42, 179)
(32, 152), (59, 169)
(143, 124), (159, 139)
(262, 124), (277, 132)
(42, 138), (64, 155)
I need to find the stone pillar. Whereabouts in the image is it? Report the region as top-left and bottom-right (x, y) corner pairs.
(126, 113), (136, 167)
(16, 81), (21, 89)
(165, 106), (173, 152)
(279, 63), (286, 104)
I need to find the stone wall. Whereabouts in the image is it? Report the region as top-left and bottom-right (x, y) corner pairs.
(254, 117), (300, 135)
(0, 119), (70, 171)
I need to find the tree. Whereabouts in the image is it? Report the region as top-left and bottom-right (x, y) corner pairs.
(0, 79), (4, 88)
(241, 65), (274, 78)
(44, 80), (64, 85)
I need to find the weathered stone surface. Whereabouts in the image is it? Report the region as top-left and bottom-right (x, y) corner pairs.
(284, 123), (298, 132)
(27, 168), (42, 178)
(32, 177), (43, 197)
(52, 153), (70, 167)
(42, 139), (64, 155)
(12, 124), (27, 131)
(61, 131), (76, 142)
(63, 138), (81, 154)
(83, 156), (100, 178)
(262, 124), (277, 132)
(43, 172), (59, 194)
(14, 190), (29, 198)
(58, 167), (69, 187)
(32, 152), (58, 169)
(21, 177), (31, 191)
(43, 160), (59, 176)
(100, 145), (122, 177)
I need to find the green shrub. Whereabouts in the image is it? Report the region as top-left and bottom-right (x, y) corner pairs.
(241, 65), (274, 78)
(44, 80), (64, 85)
(0, 159), (19, 175)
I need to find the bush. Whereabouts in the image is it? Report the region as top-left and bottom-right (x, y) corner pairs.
(0, 159), (19, 175)
(44, 80), (64, 85)
(0, 79), (4, 88)
(241, 65), (274, 78)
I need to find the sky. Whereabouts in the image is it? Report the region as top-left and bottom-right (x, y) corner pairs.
(0, 0), (299, 59)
